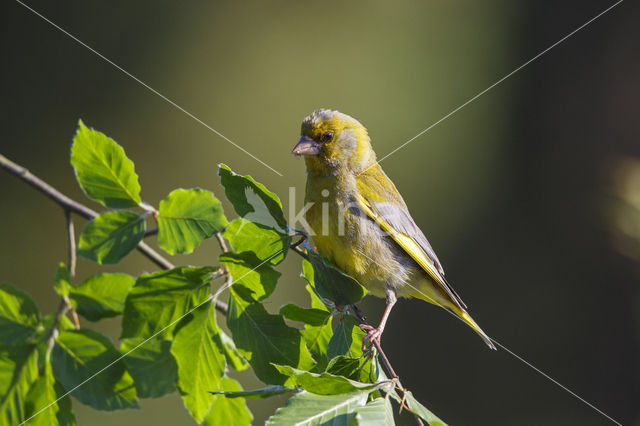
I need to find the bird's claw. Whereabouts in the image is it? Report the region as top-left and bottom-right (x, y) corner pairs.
(359, 324), (382, 352)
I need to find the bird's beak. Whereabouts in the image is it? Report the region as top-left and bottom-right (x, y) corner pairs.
(292, 136), (321, 156)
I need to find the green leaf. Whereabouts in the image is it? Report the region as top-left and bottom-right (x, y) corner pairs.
(77, 211), (145, 265)
(266, 390), (369, 426)
(24, 361), (75, 426)
(157, 188), (228, 255)
(69, 273), (135, 321)
(0, 283), (41, 345)
(300, 284), (333, 368)
(53, 263), (71, 298)
(326, 355), (380, 385)
(217, 330), (248, 371)
(227, 294), (315, 385)
(171, 301), (224, 422)
(51, 329), (138, 411)
(71, 121), (141, 208)
(304, 252), (366, 306)
(220, 252), (280, 302)
(350, 397), (395, 426)
(306, 281), (331, 312)
(327, 315), (366, 360)
(401, 390), (447, 426)
(0, 344), (38, 425)
(280, 304), (330, 326)
(273, 365), (384, 395)
(203, 377), (252, 426)
(224, 218), (290, 265)
(209, 385), (294, 399)
(301, 320), (332, 370)
(218, 164), (288, 232)
(325, 356), (362, 378)
(120, 338), (177, 399)
(121, 266), (213, 339)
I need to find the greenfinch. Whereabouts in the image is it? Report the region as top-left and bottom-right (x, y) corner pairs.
(292, 109), (495, 350)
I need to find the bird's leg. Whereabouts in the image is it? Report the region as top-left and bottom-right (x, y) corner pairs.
(360, 289), (397, 350)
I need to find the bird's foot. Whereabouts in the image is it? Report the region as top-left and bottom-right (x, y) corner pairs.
(359, 324), (382, 352)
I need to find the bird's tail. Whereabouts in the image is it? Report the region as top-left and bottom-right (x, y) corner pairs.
(454, 307), (496, 350)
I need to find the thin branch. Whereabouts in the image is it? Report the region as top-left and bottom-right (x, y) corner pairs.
(290, 245), (310, 261)
(1, 153), (227, 315)
(290, 234), (310, 260)
(350, 305), (399, 380)
(64, 210), (80, 329)
(215, 232), (229, 252)
(0, 153), (174, 270)
(144, 228), (158, 237)
(209, 268), (229, 315)
(213, 290), (229, 314)
(1, 154), (97, 219)
(65, 210), (77, 278)
(289, 232), (307, 249)
(137, 241), (174, 270)
(351, 304), (424, 425)
(45, 299), (69, 362)
(213, 232), (231, 314)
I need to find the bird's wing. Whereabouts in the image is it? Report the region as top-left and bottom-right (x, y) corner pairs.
(354, 175), (467, 309)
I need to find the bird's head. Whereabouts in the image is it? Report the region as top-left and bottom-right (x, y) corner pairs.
(292, 109), (376, 175)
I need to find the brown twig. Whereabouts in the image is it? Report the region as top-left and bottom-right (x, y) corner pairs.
(0, 153), (174, 270)
(45, 299), (70, 362)
(0, 153), (229, 315)
(350, 305), (399, 380)
(352, 305), (424, 425)
(65, 210), (77, 278)
(214, 233), (232, 309)
(213, 290), (229, 314)
(64, 210), (81, 329)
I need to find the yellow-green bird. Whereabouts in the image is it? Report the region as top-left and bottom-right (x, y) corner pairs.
(292, 109), (495, 350)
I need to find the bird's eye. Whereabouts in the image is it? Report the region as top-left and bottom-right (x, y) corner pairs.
(320, 132), (334, 143)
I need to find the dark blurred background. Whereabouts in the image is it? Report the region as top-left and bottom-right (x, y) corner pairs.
(1, 1), (638, 425)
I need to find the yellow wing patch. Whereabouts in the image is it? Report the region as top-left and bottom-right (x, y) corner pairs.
(354, 193), (464, 310)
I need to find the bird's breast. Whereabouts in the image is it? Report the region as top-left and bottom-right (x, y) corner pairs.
(304, 176), (409, 297)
